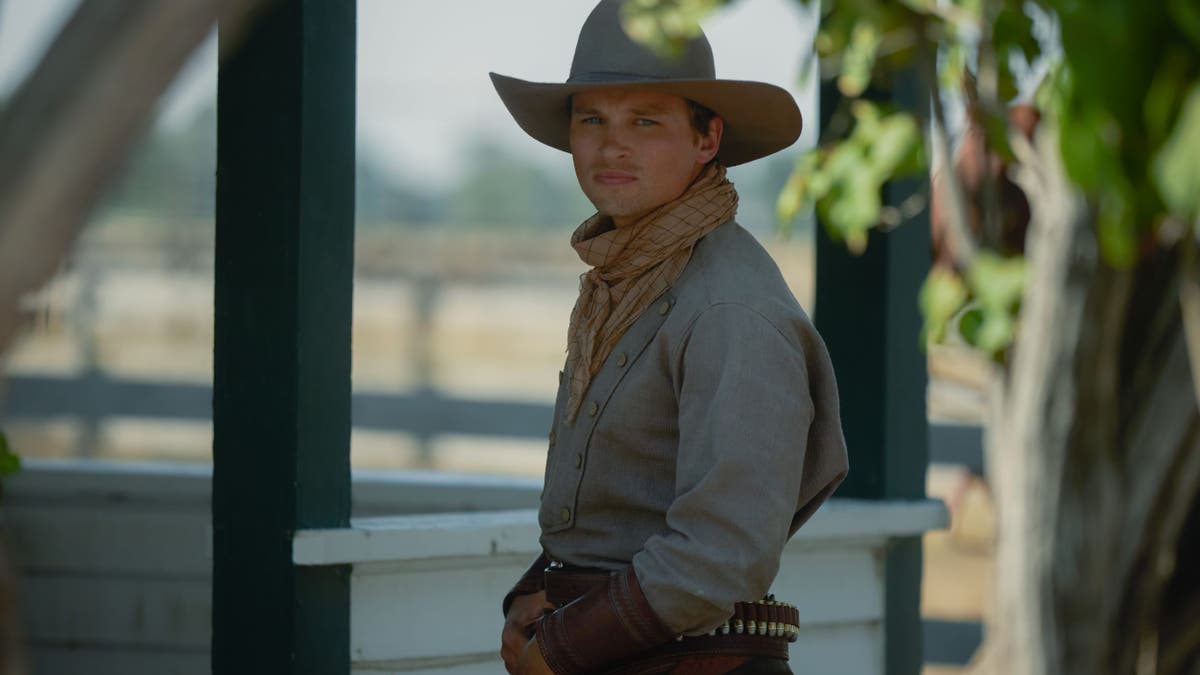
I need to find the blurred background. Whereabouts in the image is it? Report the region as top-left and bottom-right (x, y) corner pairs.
(0, 1), (993, 672)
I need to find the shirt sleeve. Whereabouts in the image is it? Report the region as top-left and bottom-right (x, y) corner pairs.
(631, 302), (816, 634)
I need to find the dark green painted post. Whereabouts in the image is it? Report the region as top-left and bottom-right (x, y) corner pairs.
(212, 1), (355, 673)
(813, 70), (930, 674)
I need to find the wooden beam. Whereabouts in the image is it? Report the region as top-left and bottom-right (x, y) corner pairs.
(212, 1), (355, 672)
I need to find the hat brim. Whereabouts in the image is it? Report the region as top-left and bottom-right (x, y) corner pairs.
(489, 72), (803, 167)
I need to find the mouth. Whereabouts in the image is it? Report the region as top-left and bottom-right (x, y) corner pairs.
(594, 170), (637, 186)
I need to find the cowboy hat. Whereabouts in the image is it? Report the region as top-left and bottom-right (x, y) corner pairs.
(489, 0), (803, 167)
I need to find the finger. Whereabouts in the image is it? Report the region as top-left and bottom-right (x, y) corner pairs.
(520, 605), (550, 622)
(502, 628), (525, 660)
(506, 621), (531, 641)
(501, 641), (517, 673)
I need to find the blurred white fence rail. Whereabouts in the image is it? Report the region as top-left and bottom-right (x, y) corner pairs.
(1, 459), (945, 675)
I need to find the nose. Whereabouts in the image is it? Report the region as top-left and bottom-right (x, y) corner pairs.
(599, 124), (631, 161)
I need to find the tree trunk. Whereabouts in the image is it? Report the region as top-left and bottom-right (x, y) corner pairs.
(977, 125), (1200, 674)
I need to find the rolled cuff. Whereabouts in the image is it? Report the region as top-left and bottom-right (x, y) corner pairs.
(502, 552), (549, 617)
(535, 565), (675, 674)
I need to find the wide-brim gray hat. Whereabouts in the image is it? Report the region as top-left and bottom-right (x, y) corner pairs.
(490, 0), (803, 167)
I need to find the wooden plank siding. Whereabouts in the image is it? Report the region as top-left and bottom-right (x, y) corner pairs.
(297, 502), (945, 673)
(3, 460), (539, 675)
(1, 462), (947, 675)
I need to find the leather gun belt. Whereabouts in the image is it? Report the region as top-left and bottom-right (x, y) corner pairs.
(543, 564), (798, 670)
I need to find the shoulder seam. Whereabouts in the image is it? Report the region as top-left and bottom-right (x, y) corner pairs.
(670, 301), (796, 365)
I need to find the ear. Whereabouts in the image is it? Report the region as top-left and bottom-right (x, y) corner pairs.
(696, 116), (723, 164)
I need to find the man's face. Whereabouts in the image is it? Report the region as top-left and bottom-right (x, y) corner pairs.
(569, 89), (722, 228)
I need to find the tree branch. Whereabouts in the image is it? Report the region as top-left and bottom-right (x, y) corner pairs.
(0, 0), (269, 354)
(922, 39), (979, 270)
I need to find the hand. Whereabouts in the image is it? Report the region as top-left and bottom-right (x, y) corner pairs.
(501, 591), (554, 673)
(516, 635), (554, 675)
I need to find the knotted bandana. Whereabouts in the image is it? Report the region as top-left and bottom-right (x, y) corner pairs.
(564, 162), (738, 420)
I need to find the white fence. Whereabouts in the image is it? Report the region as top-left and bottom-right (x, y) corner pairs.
(1, 459), (946, 675)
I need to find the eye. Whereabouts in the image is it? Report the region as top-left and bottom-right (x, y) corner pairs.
(634, 118), (657, 126)
(576, 116), (602, 125)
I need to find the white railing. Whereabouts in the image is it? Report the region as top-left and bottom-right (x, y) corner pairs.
(2, 459), (946, 675)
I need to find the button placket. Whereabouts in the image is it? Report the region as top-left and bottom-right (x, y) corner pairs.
(542, 293), (675, 536)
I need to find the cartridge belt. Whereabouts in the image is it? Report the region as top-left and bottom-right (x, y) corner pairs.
(543, 563), (798, 668)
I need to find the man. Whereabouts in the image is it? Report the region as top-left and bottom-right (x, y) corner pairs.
(490, 1), (848, 673)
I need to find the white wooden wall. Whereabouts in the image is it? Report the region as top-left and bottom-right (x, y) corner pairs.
(295, 502), (947, 675)
(2, 460), (946, 675)
(3, 460), (540, 675)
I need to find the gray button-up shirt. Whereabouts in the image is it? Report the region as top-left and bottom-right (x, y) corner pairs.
(540, 219), (848, 635)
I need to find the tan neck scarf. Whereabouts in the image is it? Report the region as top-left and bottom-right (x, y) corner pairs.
(564, 162), (738, 420)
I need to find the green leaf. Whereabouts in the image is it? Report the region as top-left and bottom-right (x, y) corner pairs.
(803, 103), (925, 254)
(828, 171), (883, 234)
(1153, 83), (1200, 219)
(939, 44), (969, 94)
(1143, 50), (1190, 144)
(980, 108), (1016, 163)
(838, 21), (882, 97)
(973, 308), (1015, 354)
(1034, 61), (1067, 120)
(992, 5), (1039, 107)
(1059, 105), (1123, 191)
(844, 229), (869, 255)
(1168, 0), (1200, 48)
(958, 305), (984, 344)
(0, 430), (19, 479)
(871, 112), (923, 175)
(776, 151), (822, 230)
(967, 252), (1027, 312)
(919, 267), (969, 345)
(955, 302), (1014, 356)
(619, 0), (725, 58)
(1096, 187), (1140, 267)
(956, 0), (984, 22)
(993, 6), (1040, 63)
(997, 54), (1019, 104)
(898, 0), (934, 15)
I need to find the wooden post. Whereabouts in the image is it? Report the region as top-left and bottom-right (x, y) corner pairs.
(212, 1), (355, 673)
(813, 70), (930, 675)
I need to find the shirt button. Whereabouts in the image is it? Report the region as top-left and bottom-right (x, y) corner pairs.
(560, 507), (571, 522)
(615, 352), (628, 367)
(574, 453), (583, 469)
(588, 401), (599, 417)
(658, 301), (671, 316)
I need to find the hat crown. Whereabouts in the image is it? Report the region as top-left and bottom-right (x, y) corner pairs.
(568, 0), (715, 83)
